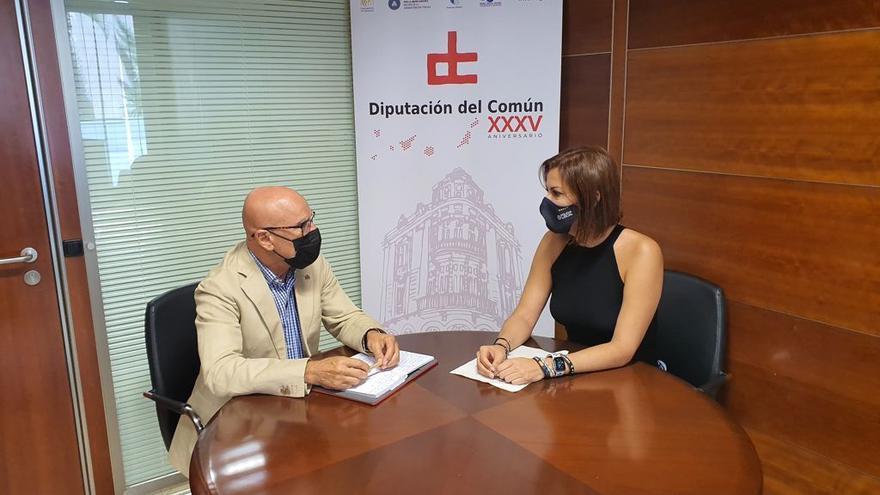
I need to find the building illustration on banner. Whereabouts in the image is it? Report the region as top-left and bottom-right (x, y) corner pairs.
(379, 168), (525, 333)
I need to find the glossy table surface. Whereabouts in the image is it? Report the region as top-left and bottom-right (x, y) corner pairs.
(190, 331), (762, 494)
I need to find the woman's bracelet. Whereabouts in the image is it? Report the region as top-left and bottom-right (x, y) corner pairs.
(493, 337), (512, 355)
(491, 343), (509, 357)
(560, 354), (575, 375)
(532, 356), (552, 379)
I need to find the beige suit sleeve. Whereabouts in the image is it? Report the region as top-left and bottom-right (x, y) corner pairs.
(195, 277), (309, 398)
(318, 256), (383, 352)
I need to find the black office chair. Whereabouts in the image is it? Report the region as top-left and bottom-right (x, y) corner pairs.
(654, 271), (728, 399)
(143, 282), (204, 450)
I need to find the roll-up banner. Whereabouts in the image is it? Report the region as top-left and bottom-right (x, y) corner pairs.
(351, 0), (562, 336)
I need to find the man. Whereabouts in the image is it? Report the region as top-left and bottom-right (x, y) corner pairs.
(168, 186), (399, 476)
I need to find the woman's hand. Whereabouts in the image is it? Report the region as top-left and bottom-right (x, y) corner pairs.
(477, 344), (508, 378)
(496, 357), (545, 385)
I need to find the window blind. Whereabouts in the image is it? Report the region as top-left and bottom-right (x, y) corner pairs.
(64, 0), (356, 485)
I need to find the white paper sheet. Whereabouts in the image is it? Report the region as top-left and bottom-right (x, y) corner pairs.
(449, 345), (568, 392)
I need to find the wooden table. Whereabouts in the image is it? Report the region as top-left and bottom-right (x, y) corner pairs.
(190, 331), (762, 494)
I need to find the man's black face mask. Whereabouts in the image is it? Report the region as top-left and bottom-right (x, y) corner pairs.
(268, 228), (321, 269)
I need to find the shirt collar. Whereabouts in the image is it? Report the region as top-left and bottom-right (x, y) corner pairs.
(249, 250), (294, 286)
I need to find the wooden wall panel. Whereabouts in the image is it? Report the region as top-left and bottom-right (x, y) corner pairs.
(624, 30), (880, 186)
(560, 54), (610, 151)
(724, 301), (880, 476)
(617, 0), (880, 490)
(747, 428), (880, 495)
(727, 301), (880, 411)
(607, 0), (628, 163)
(621, 166), (880, 337)
(725, 359), (880, 476)
(563, 0), (613, 55)
(628, 0), (880, 49)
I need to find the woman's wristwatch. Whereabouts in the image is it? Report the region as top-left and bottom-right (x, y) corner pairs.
(544, 353), (575, 377)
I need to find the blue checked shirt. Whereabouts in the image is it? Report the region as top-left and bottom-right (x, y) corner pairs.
(249, 252), (305, 359)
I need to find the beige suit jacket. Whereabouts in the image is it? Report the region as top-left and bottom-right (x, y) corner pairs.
(167, 242), (381, 475)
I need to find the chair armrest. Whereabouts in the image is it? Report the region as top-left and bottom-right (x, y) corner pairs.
(143, 390), (204, 433)
(697, 372), (729, 399)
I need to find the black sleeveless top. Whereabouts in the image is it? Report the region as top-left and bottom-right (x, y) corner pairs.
(549, 224), (658, 364)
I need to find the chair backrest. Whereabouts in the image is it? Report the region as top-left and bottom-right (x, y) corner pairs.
(145, 282), (201, 450)
(654, 271), (726, 392)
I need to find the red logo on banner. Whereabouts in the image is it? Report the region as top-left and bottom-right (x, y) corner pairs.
(427, 31), (477, 85)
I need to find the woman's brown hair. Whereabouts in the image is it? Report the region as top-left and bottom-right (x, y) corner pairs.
(539, 146), (621, 245)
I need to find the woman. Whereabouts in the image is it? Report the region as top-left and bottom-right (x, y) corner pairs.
(477, 146), (663, 384)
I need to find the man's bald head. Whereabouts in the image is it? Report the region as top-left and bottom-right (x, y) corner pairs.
(242, 186), (310, 236)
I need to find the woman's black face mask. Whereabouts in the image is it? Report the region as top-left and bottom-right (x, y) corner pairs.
(539, 197), (578, 234)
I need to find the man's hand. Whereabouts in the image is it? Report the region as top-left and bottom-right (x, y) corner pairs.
(477, 344), (508, 378)
(366, 330), (400, 369)
(495, 357), (545, 385)
(304, 356), (370, 390)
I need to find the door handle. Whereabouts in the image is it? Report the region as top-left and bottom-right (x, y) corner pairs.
(0, 247), (38, 265)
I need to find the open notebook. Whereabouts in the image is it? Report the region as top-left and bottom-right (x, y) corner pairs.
(313, 350), (437, 405)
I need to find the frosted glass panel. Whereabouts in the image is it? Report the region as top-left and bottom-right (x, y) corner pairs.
(64, 0), (355, 485)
